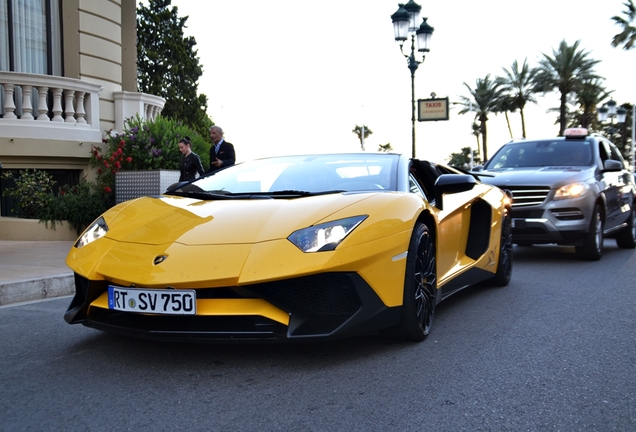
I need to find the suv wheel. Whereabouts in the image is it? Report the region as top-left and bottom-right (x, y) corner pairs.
(615, 206), (636, 249)
(575, 203), (604, 261)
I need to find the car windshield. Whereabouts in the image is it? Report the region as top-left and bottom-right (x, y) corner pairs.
(169, 154), (399, 196)
(485, 140), (593, 169)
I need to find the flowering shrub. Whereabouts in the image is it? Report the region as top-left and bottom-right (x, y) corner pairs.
(91, 115), (210, 202)
(1, 169), (55, 219)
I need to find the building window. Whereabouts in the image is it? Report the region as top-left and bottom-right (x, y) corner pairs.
(0, 0), (62, 75)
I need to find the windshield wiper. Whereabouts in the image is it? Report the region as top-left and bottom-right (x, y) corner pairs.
(251, 190), (347, 197)
(167, 189), (347, 200)
(166, 190), (243, 200)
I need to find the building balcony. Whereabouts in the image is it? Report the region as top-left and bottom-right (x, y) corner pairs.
(0, 71), (165, 144)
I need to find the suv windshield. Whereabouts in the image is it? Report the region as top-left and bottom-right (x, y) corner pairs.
(485, 140), (592, 169)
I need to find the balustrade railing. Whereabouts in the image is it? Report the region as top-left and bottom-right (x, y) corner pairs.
(1, 72), (165, 142)
(0, 72), (102, 128)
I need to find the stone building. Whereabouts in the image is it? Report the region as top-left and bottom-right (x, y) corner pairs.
(0, 0), (164, 239)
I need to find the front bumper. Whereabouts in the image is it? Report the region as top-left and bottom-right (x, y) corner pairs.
(65, 272), (401, 342)
(510, 193), (596, 245)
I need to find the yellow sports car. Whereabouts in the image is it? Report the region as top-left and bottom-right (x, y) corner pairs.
(65, 153), (513, 342)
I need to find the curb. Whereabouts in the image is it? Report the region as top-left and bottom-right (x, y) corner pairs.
(0, 274), (75, 306)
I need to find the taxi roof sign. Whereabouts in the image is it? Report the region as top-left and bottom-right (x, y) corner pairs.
(564, 128), (589, 138)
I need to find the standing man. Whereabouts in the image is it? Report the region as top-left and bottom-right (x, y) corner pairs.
(207, 125), (236, 173)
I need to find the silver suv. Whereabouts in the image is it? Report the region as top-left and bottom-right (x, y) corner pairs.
(475, 128), (636, 260)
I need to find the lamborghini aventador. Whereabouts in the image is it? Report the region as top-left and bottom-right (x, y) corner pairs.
(65, 153), (513, 342)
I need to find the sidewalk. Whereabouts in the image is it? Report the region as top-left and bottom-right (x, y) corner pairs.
(0, 241), (75, 306)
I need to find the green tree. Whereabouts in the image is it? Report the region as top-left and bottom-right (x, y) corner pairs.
(352, 125), (373, 150)
(378, 143), (393, 152)
(496, 59), (537, 138)
(137, 0), (212, 137)
(447, 147), (481, 169)
(611, 0), (636, 50)
(1, 170), (55, 219)
(457, 75), (506, 160)
(613, 103), (634, 163)
(532, 40), (601, 136)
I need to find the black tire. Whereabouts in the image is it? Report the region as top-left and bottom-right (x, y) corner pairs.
(575, 203), (604, 261)
(615, 206), (636, 249)
(492, 208), (513, 286)
(397, 222), (437, 341)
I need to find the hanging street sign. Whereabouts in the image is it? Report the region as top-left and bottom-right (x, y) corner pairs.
(417, 97), (449, 122)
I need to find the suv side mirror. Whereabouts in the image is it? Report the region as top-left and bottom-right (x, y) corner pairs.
(603, 160), (623, 172)
(434, 174), (477, 210)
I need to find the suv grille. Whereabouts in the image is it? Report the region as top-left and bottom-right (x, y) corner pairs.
(508, 186), (551, 207)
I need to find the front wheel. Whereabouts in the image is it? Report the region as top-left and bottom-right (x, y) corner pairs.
(397, 222), (437, 341)
(575, 203), (604, 261)
(615, 206), (636, 249)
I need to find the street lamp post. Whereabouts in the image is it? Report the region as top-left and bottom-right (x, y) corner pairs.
(598, 99), (634, 171)
(390, 1), (434, 158)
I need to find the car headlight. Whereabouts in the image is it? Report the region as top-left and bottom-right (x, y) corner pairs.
(554, 182), (590, 200)
(288, 215), (367, 252)
(75, 217), (109, 248)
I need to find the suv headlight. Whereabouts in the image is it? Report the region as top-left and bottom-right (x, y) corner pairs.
(554, 182), (590, 200)
(75, 217), (109, 248)
(288, 215), (367, 252)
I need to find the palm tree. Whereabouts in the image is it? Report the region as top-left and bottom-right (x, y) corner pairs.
(532, 40), (601, 136)
(457, 75), (506, 160)
(471, 122), (482, 159)
(496, 59), (537, 138)
(498, 95), (518, 139)
(352, 125), (373, 151)
(611, 0), (636, 50)
(378, 143), (393, 152)
(569, 79), (612, 131)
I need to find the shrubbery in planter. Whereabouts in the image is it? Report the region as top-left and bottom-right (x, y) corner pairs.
(1, 170), (109, 235)
(39, 180), (110, 235)
(1, 116), (210, 236)
(92, 115), (210, 204)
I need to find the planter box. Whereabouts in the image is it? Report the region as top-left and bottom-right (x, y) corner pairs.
(0, 217), (78, 241)
(115, 170), (180, 204)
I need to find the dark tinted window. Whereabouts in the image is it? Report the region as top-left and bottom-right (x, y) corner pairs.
(485, 140), (593, 169)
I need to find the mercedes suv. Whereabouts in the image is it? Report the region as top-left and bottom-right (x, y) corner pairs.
(474, 128), (636, 260)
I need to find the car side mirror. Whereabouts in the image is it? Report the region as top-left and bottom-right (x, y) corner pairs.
(434, 174), (477, 210)
(603, 160), (623, 172)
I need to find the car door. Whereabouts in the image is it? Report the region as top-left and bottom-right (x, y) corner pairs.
(409, 161), (485, 289)
(599, 140), (624, 229)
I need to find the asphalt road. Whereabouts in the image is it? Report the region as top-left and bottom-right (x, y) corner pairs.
(1, 243), (635, 431)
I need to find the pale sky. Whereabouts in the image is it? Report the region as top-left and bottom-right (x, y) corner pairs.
(168, 0), (635, 164)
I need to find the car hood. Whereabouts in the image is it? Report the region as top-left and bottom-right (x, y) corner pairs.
(99, 193), (383, 246)
(477, 166), (595, 188)
(68, 191), (420, 286)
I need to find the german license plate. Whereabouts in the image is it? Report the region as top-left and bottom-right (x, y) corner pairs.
(108, 286), (196, 315)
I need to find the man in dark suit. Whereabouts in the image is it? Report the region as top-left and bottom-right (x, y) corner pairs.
(207, 125), (236, 173)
